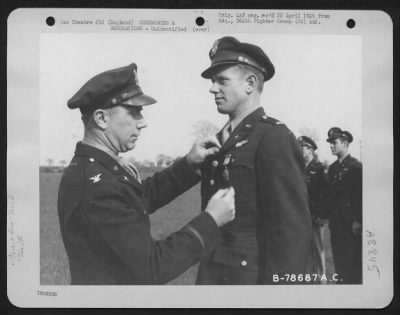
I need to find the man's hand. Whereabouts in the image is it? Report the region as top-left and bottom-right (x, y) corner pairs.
(205, 187), (235, 227)
(186, 136), (221, 169)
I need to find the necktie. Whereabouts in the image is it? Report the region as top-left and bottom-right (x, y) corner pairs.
(118, 157), (142, 183)
(221, 122), (232, 144)
(129, 164), (142, 183)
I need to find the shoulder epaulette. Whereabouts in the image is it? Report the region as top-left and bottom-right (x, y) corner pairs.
(347, 156), (362, 168)
(260, 115), (284, 126)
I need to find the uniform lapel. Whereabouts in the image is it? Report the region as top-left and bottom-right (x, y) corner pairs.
(219, 107), (265, 154)
(75, 142), (144, 192)
(117, 166), (144, 192)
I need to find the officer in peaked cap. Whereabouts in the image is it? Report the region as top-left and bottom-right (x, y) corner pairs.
(298, 135), (329, 282)
(325, 127), (362, 284)
(196, 37), (314, 285)
(68, 63), (157, 114)
(58, 63), (236, 284)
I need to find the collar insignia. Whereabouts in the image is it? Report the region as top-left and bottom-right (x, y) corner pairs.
(89, 173), (102, 183)
(235, 139), (249, 148)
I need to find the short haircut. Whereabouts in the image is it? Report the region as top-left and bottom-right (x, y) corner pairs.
(81, 113), (95, 128)
(236, 64), (265, 92)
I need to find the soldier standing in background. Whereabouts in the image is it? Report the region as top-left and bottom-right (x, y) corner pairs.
(196, 36), (314, 285)
(298, 136), (329, 281)
(326, 127), (362, 284)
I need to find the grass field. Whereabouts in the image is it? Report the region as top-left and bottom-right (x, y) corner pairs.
(40, 169), (335, 285)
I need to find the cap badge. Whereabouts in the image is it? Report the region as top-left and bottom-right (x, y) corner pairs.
(133, 68), (139, 85)
(210, 39), (220, 58)
(238, 56), (249, 64)
(89, 173), (102, 183)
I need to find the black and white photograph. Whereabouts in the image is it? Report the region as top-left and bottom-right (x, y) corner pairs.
(7, 8), (393, 308)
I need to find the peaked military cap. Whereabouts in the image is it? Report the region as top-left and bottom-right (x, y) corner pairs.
(298, 136), (317, 150)
(201, 36), (275, 81)
(326, 127), (353, 143)
(68, 63), (157, 114)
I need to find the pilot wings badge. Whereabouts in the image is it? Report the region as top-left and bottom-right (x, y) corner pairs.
(89, 173), (102, 183)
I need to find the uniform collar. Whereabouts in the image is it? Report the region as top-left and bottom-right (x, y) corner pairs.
(338, 153), (351, 164)
(74, 142), (143, 191)
(229, 106), (261, 131)
(217, 107), (265, 152)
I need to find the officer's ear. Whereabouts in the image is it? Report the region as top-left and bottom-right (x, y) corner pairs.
(92, 109), (109, 130)
(245, 74), (257, 94)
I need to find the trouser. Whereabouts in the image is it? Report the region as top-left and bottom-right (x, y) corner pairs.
(330, 227), (362, 284)
(196, 259), (259, 285)
(312, 222), (327, 279)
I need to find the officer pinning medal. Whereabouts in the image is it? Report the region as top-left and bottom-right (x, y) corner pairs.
(58, 63), (236, 285)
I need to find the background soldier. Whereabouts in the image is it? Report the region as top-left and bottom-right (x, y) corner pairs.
(196, 37), (314, 285)
(58, 63), (235, 285)
(298, 136), (329, 280)
(326, 127), (362, 284)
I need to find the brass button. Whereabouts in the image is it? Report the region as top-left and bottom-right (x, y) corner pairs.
(241, 260), (247, 267)
(209, 179), (215, 186)
(113, 165), (119, 171)
(89, 158), (95, 162)
(211, 160), (218, 167)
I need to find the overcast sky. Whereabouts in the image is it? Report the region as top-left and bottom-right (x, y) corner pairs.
(40, 33), (361, 165)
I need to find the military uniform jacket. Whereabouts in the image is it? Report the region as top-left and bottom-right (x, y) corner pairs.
(327, 155), (362, 231)
(58, 142), (221, 285)
(305, 159), (328, 222)
(201, 108), (314, 283)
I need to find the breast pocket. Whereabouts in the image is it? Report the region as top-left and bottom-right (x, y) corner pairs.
(229, 151), (256, 201)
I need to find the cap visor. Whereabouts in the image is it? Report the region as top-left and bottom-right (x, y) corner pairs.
(121, 93), (157, 107)
(201, 62), (239, 79)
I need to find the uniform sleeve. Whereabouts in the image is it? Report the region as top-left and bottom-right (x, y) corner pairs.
(348, 164), (362, 223)
(83, 181), (221, 284)
(142, 157), (200, 213)
(323, 166), (335, 220)
(256, 126), (314, 282)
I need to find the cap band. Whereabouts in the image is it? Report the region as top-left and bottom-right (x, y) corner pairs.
(105, 85), (143, 108)
(79, 84), (144, 114)
(211, 51), (267, 73)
